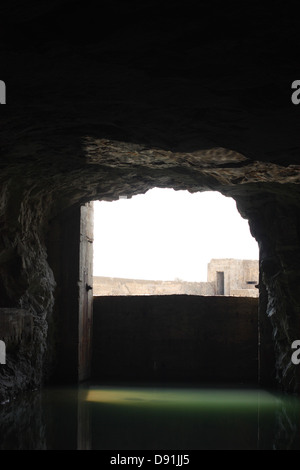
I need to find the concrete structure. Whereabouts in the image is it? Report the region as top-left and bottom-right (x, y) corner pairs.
(93, 259), (259, 297)
(207, 259), (259, 297)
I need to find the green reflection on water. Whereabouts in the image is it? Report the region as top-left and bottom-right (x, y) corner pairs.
(79, 385), (299, 450)
(1, 384), (299, 450)
(85, 386), (281, 411)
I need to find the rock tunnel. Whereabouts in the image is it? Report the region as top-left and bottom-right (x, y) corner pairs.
(0, 1), (300, 403)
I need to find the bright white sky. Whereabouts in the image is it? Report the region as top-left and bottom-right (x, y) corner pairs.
(93, 188), (259, 282)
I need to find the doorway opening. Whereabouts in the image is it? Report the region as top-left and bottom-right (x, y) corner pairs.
(216, 272), (225, 295)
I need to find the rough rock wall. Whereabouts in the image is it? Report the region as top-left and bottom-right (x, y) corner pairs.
(0, 183), (55, 402)
(231, 185), (300, 392)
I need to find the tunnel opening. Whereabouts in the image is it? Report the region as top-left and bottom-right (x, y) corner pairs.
(91, 188), (260, 387)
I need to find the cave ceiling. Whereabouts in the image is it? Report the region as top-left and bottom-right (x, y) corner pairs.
(0, 0), (299, 207)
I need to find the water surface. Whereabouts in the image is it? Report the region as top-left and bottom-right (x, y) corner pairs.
(0, 383), (299, 450)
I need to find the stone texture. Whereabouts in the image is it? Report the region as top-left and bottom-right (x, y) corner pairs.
(0, 309), (32, 345)
(0, 389), (47, 449)
(0, 1), (299, 399)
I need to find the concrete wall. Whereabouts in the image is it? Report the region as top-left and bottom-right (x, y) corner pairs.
(92, 295), (258, 384)
(93, 276), (215, 296)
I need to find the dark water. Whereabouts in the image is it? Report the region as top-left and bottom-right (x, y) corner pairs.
(0, 383), (299, 450)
